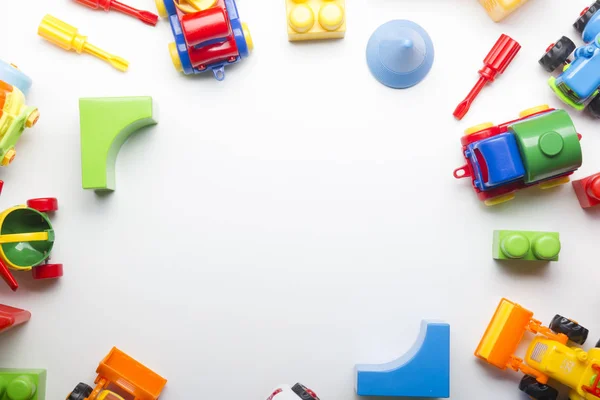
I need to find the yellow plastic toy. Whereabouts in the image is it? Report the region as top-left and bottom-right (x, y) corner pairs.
(479, 0), (530, 22)
(286, 0), (346, 41)
(37, 15), (129, 72)
(476, 298), (600, 400)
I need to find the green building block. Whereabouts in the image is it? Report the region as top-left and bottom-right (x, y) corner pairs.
(79, 97), (157, 191)
(510, 109), (582, 184)
(493, 230), (561, 262)
(0, 369), (46, 400)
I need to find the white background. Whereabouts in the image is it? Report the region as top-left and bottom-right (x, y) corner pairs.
(1, 0), (600, 399)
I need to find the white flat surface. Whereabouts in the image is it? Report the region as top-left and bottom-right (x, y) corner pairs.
(1, 0), (600, 399)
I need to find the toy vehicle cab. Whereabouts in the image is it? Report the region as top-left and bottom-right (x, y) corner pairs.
(67, 347), (166, 400)
(155, 0), (253, 81)
(266, 383), (320, 400)
(476, 298), (600, 400)
(539, 1), (600, 118)
(0, 197), (63, 291)
(0, 60), (39, 166)
(453, 105), (582, 206)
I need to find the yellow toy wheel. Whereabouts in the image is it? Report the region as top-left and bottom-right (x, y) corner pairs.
(1, 149), (15, 166)
(484, 193), (515, 206)
(519, 105), (550, 118)
(464, 122), (494, 136)
(169, 42), (183, 73)
(25, 109), (40, 128)
(243, 23), (254, 51)
(539, 176), (570, 190)
(155, 0), (168, 18)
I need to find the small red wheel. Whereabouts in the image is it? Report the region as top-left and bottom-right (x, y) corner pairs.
(32, 263), (63, 280)
(27, 198), (58, 213)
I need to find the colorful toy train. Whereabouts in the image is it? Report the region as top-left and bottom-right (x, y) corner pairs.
(540, 1), (600, 117)
(155, 0), (253, 80)
(0, 60), (39, 167)
(476, 298), (599, 400)
(453, 106), (582, 206)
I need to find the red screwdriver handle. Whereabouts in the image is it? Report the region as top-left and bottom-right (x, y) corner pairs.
(480, 34), (522, 81)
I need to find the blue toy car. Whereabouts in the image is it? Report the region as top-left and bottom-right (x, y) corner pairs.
(539, 1), (600, 118)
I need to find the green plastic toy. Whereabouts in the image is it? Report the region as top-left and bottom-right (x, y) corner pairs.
(493, 230), (561, 262)
(79, 97), (157, 191)
(0, 369), (46, 400)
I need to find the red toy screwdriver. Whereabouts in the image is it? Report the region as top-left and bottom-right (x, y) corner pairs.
(74, 0), (159, 26)
(453, 34), (521, 120)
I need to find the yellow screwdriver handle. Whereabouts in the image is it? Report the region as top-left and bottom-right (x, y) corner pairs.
(38, 14), (129, 72)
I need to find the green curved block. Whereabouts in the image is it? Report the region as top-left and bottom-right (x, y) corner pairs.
(79, 97), (157, 191)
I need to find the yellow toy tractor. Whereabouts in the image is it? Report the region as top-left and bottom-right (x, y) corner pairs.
(476, 298), (600, 400)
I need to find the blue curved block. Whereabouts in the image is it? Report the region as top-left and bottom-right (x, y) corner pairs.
(355, 321), (450, 398)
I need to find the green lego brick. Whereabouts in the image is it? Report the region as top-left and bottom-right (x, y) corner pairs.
(0, 369), (46, 400)
(79, 97), (157, 192)
(493, 230), (560, 261)
(510, 109), (582, 184)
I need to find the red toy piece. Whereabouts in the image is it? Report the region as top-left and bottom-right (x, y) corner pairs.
(454, 34), (521, 120)
(74, 0), (159, 26)
(26, 197), (58, 213)
(572, 173), (600, 208)
(0, 304), (31, 333)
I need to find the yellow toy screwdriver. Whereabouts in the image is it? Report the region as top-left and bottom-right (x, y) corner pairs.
(38, 14), (129, 72)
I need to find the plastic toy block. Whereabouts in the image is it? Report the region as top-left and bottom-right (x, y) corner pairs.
(38, 15), (129, 72)
(67, 347), (166, 400)
(355, 321), (450, 398)
(0, 305), (31, 334)
(286, 0), (346, 41)
(0, 369), (46, 400)
(79, 97), (157, 192)
(573, 173), (600, 208)
(493, 230), (560, 261)
(366, 20), (434, 89)
(479, 0), (530, 22)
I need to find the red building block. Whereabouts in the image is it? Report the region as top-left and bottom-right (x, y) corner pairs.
(573, 173), (600, 209)
(0, 304), (31, 333)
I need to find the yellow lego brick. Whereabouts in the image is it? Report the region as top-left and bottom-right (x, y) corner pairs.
(286, 0), (346, 42)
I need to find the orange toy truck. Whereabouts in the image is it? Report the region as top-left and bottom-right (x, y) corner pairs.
(475, 298), (600, 400)
(67, 347), (167, 400)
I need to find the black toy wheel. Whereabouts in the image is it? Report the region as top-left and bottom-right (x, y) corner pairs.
(549, 315), (589, 345)
(67, 383), (93, 400)
(519, 375), (558, 400)
(292, 383), (320, 400)
(539, 37), (576, 73)
(588, 95), (600, 118)
(574, 1), (600, 33)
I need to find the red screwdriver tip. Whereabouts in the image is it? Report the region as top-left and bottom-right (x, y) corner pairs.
(453, 34), (521, 120)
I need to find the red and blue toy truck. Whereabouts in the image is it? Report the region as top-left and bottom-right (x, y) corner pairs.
(539, 1), (600, 117)
(453, 106), (582, 206)
(155, 0), (253, 81)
